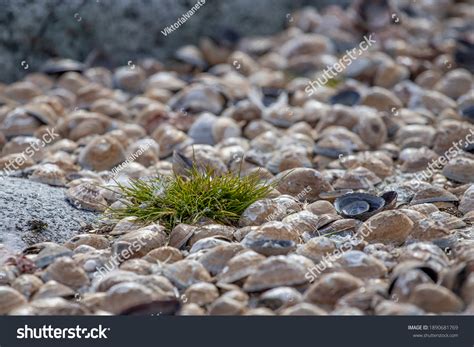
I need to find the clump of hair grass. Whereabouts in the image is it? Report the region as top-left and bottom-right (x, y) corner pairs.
(107, 166), (274, 230)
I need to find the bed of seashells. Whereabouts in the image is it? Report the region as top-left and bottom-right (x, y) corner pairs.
(0, 0), (474, 315)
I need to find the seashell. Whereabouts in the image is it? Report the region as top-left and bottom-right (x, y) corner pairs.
(42, 257), (89, 290)
(361, 87), (402, 113)
(396, 125), (436, 149)
(29, 164), (66, 186)
(91, 99), (128, 121)
(355, 112), (387, 149)
(296, 237), (336, 264)
(243, 256), (307, 292)
(304, 272), (363, 307)
(352, 0), (393, 31)
(334, 191), (396, 220)
(402, 210), (451, 242)
(459, 185), (474, 214)
(408, 283), (464, 313)
(184, 283), (219, 306)
(175, 45), (207, 70)
(335, 284), (386, 313)
(280, 302), (327, 315)
(4, 81), (41, 103)
(208, 296), (246, 315)
(305, 200), (337, 216)
(57, 111), (112, 141)
(84, 67), (113, 88)
(115, 224), (167, 258)
(374, 301), (425, 315)
(217, 250), (265, 284)
(399, 243), (449, 274)
(316, 218), (361, 238)
(0, 153), (35, 172)
(388, 261), (438, 302)
(152, 125), (191, 158)
(212, 117), (242, 143)
(188, 113), (217, 145)
(92, 270), (139, 292)
(120, 259), (153, 275)
(189, 237), (229, 254)
(399, 147), (438, 172)
(239, 197), (301, 227)
(259, 287), (303, 310)
(10, 297), (88, 315)
(78, 135), (126, 171)
(188, 224), (235, 246)
(333, 251), (387, 279)
(0, 286), (27, 314)
(333, 167), (381, 190)
(28, 243), (73, 269)
(329, 89), (360, 106)
(410, 185), (458, 205)
(357, 210), (414, 246)
(42, 59), (85, 76)
(282, 211), (319, 235)
(0, 108), (42, 138)
(169, 224), (197, 249)
(461, 105), (474, 124)
(443, 157), (474, 183)
(161, 260), (211, 290)
(273, 168), (332, 203)
(179, 303), (206, 315)
(135, 103), (172, 134)
(266, 147), (312, 174)
(374, 61), (409, 89)
(11, 274), (43, 298)
(110, 216), (144, 236)
(66, 182), (107, 212)
(169, 84), (227, 115)
(102, 282), (155, 314)
(146, 72), (185, 92)
(198, 243), (244, 276)
(32, 280), (75, 300)
(120, 299), (181, 316)
(435, 69), (472, 100)
(64, 234), (109, 250)
(143, 247), (183, 264)
(113, 66), (146, 93)
(2, 136), (46, 160)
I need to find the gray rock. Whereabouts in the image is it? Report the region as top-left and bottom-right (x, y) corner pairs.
(0, 177), (98, 252)
(0, 0), (348, 82)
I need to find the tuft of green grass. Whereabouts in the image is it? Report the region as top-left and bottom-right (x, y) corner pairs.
(106, 166), (273, 231)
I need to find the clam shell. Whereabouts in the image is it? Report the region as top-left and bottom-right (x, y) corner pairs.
(184, 283), (219, 306)
(243, 256), (307, 292)
(10, 297), (88, 315)
(408, 284), (464, 313)
(32, 280), (75, 300)
(217, 250), (265, 284)
(198, 243), (244, 275)
(0, 286), (27, 314)
(410, 185), (458, 205)
(169, 224), (197, 249)
(66, 182), (107, 212)
(30, 164), (67, 186)
(334, 192), (385, 220)
(78, 135), (126, 171)
(161, 260), (212, 290)
(42, 256), (89, 290)
(304, 272), (363, 307)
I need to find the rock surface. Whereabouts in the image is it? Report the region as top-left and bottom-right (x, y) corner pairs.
(0, 177), (98, 251)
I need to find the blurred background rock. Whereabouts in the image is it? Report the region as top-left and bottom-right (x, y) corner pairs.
(0, 0), (350, 82)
